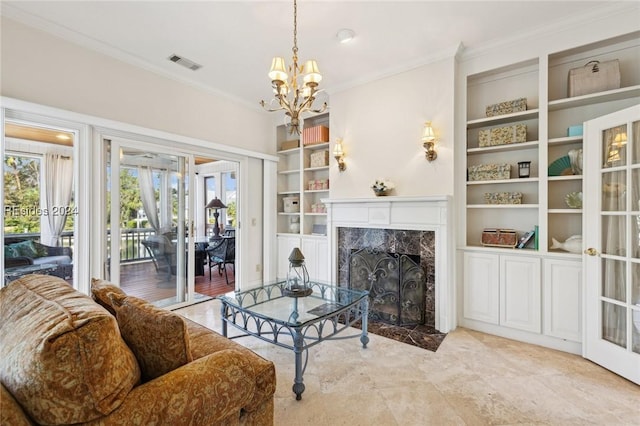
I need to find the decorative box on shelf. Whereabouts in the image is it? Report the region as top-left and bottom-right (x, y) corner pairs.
(468, 163), (511, 181)
(280, 139), (299, 150)
(283, 196), (300, 213)
(310, 150), (329, 167)
(567, 125), (583, 137)
(481, 228), (518, 248)
(302, 125), (329, 145)
(310, 203), (327, 213)
(568, 59), (620, 97)
(479, 124), (527, 147)
(485, 97), (527, 117)
(484, 192), (522, 204)
(308, 179), (329, 191)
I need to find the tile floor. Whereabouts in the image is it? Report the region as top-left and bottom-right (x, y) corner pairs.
(176, 299), (640, 426)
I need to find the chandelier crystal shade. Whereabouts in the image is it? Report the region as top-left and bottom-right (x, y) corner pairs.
(260, 0), (327, 134)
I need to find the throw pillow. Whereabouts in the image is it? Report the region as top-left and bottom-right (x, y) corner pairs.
(109, 293), (192, 382)
(33, 242), (48, 257)
(9, 240), (38, 258)
(4, 245), (17, 258)
(90, 278), (127, 316)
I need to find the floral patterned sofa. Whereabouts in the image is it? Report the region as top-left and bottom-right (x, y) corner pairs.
(0, 275), (276, 425)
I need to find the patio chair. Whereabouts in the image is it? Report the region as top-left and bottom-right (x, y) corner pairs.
(206, 237), (235, 285)
(141, 234), (177, 280)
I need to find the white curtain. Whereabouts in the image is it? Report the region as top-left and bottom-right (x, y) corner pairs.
(44, 153), (73, 246)
(138, 167), (160, 232)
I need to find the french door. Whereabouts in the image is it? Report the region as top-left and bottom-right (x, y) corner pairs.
(583, 104), (640, 385)
(106, 137), (195, 306)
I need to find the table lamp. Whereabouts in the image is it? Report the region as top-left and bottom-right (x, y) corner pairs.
(205, 197), (227, 239)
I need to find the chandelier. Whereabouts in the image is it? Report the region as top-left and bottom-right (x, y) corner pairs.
(260, 0), (327, 135)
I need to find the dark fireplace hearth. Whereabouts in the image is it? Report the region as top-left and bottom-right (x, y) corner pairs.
(348, 248), (425, 326)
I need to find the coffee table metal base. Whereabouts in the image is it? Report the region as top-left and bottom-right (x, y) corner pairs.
(219, 282), (369, 400)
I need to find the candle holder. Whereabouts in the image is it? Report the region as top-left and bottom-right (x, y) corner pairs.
(518, 161), (531, 178)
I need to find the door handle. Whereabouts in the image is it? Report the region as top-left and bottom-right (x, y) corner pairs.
(584, 247), (599, 256)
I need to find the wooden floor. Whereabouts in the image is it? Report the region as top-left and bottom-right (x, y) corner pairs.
(120, 260), (234, 305)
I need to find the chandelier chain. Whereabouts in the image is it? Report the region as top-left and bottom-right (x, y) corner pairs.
(292, 0), (298, 56)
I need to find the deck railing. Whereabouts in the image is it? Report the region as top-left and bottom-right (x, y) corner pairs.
(5, 228), (157, 263)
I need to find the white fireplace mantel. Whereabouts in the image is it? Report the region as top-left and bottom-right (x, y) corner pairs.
(323, 196), (455, 333)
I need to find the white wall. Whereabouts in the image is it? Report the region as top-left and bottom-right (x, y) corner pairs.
(0, 17), (273, 154)
(328, 56), (456, 198)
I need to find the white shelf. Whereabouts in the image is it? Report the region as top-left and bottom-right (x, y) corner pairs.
(303, 142), (329, 150)
(304, 166), (329, 172)
(276, 147), (300, 155)
(548, 85), (640, 111)
(277, 190), (300, 195)
(467, 141), (539, 154)
(547, 175), (582, 181)
(278, 212), (301, 216)
(468, 204), (539, 209)
(548, 136), (582, 145)
(467, 177), (539, 185)
(466, 109), (539, 129)
(304, 189), (329, 194)
(278, 169), (300, 175)
(304, 212), (327, 216)
(548, 209), (583, 214)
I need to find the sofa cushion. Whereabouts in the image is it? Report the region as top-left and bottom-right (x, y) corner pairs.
(110, 293), (193, 382)
(32, 255), (72, 265)
(0, 275), (141, 425)
(90, 278), (127, 316)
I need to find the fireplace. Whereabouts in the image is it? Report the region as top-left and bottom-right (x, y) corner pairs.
(339, 227), (434, 327)
(324, 196), (453, 333)
(349, 247), (426, 326)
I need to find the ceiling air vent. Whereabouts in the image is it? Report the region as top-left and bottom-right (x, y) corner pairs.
(168, 54), (202, 71)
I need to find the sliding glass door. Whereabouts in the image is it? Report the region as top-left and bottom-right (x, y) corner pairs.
(106, 138), (194, 306)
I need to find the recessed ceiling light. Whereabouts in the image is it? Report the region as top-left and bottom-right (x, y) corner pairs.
(336, 28), (355, 44)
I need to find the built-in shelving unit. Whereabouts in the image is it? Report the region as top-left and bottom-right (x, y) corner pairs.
(460, 30), (640, 353)
(275, 113), (330, 281)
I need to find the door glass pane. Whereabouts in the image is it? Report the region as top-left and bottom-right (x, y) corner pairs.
(602, 125), (627, 168)
(602, 302), (626, 348)
(633, 307), (640, 354)
(602, 258), (626, 302)
(633, 120), (639, 165)
(4, 123), (75, 286)
(633, 214), (640, 259)
(113, 146), (188, 306)
(602, 170), (626, 211)
(633, 262), (639, 304)
(602, 215), (626, 257)
(633, 169), (640, 213)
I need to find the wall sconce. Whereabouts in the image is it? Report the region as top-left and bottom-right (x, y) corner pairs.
(333, 138), (346, 171)
(422, 121), (437, 162)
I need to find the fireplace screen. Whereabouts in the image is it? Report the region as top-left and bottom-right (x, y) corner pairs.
(348, 248), (425, 326)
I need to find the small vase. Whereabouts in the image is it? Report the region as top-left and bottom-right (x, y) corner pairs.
(373, 188), (388, 196)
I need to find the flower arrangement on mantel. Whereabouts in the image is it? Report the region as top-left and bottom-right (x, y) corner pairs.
(371, 178), (395, 196)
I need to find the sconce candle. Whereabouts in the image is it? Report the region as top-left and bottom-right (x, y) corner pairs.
(333, 138), (346, 171)
(422, 121), (438, 162)
(518, 161), (531, 178)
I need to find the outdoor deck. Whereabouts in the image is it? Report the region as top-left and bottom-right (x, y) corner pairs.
(120, 260), (234, 306)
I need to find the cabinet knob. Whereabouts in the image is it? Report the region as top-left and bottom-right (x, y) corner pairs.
(584, 247), (599, 256)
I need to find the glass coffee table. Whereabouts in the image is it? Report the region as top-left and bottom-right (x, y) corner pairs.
(218, 281), (369, 400)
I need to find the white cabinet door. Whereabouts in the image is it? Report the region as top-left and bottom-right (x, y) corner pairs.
(544, 259), (582, 342)
(500, 255), (541, 333)
(302, 237), (328, 283)
(463, 252), (499, 324)
(277, 235), (301, 279)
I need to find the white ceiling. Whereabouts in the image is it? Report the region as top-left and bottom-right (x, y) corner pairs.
(1, 1), (624, 110)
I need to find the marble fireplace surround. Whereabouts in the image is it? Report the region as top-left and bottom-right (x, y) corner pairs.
(324, 196), (455, 333)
